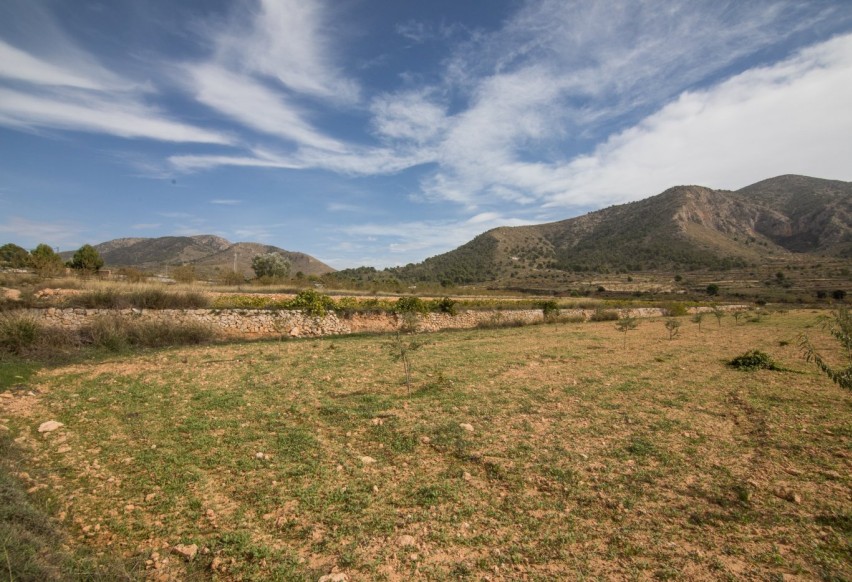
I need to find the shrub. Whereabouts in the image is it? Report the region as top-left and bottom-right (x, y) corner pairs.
(70, 244), (104, 272)
(540, 299), (560, 321)
(590, 308), (619, 322)
(288, 289), (336, 316)
(432, 296), (457, 315)
(81, 316), (214, 351)
(0, 313), (75, 355)
(394, 296), (428, 314)
(252, 253), (290, 279)
(0, 314), (40, 354)
(615, 316), (639, 348)
(170, 265), (196, 284)
(728, 350), (783, 371)
(68, 289), (209, 310)
(706, 283), (720, 296)
(663, 302), (688, 317)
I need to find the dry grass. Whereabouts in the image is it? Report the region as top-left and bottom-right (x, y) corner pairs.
(0, 311), (849, 580)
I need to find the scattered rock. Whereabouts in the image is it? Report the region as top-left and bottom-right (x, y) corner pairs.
(420, 436), (431, 444)
(210, 556), (224, 572)
(289, 327), (301, 337)
(459, 423), (474, 432)
(0, 392), (12, 399)
(172, 543), (198, 561)
(370, 418), (384, 426)
(398, 534), (416, 547)
(38, 420), (63, 433)
(463, 472), (472, 481)
(773, 488), (802, 504)
(0, 425), (10, 432)
(255, 452), (266, 460)
(318, 573), (349, 582)
(145, 493), (157, 502)
(358, 456), (376, 465)
(57, 445), (72, 454)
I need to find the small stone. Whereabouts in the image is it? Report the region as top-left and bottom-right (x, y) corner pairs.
(459, 423), (474, 432)
(398, 534), (416, 547)
(579, 453), (589, 460)
(408, 553), (419, 561)
(372, 485), (379, 493)
(420, 436), (431, 444)
(145, 493), (157, 502)
(318, 574), (349, 582)
(38, 420), (63, 433)
(255, 452), (266, 460)
(172, 543), (198, 561)
(210, 556), (223, 571)
(463, 471), (472, 481)
(289, 327), (301, 337)
(773, 488), (802, 504)
(358, 456), (376, 465)
(370, 418), (383, 426)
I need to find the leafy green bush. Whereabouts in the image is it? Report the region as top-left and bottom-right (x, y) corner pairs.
(727, 350), (783, 371)
(431, 296), (458, 315)
(394, 296), (428, 314)
(663, 302), (688, 317)
(540, 299), (560, 321)
(288, 289), (336, 316)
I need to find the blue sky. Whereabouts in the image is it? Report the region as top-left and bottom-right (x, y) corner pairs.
(1, 0), (851, 269)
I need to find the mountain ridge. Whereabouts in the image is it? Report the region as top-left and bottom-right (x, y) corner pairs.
(71, 235), (335, 278)
(333, 174), (851, 287)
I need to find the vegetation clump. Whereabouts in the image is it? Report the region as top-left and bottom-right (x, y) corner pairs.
(288, 289), (336, 316)
(727, 350), (783, 371)
(799, 307), (852, 390)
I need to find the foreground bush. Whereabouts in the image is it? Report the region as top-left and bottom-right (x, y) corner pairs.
(0, 313), (76, 355)
(0, 312), (214, 356)
(81, 316), (215, 351)
(728, 350), (783, 371)
(67, 288), (210, 310)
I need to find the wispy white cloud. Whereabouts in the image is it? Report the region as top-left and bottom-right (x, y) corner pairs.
(209, 199), (242, 206)
(0, 87), (233, 144)
(543, 32), (852, 207)
(342, 213), (535, 267)
(186, 63), (344, 150)
(211, 0), (359, 103)
(0, 216), (86, 248)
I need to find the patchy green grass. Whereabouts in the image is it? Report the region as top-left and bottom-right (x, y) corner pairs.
(0, 311), (849, 580)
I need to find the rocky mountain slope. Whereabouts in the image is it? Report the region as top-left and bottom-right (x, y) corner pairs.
(75, 235), (334, 278)
(348, 175), (850, 286)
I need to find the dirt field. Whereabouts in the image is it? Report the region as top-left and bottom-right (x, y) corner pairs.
(1, 310), (849, 580)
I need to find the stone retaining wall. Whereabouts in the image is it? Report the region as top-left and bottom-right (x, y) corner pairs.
(15, 305), (742, 339)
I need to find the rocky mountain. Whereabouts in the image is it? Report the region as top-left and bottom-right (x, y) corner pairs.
(72, 235), (335, 278)
(352, 175), (850, 286)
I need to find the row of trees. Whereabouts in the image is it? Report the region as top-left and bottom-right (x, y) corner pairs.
(0, 243), (104, 276)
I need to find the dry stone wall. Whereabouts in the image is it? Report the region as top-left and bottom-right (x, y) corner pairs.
(18, 305), (739, 339)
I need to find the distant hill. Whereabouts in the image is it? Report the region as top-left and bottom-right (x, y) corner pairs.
(335, 174), (851, 286)
(66, 235), (335, 279)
